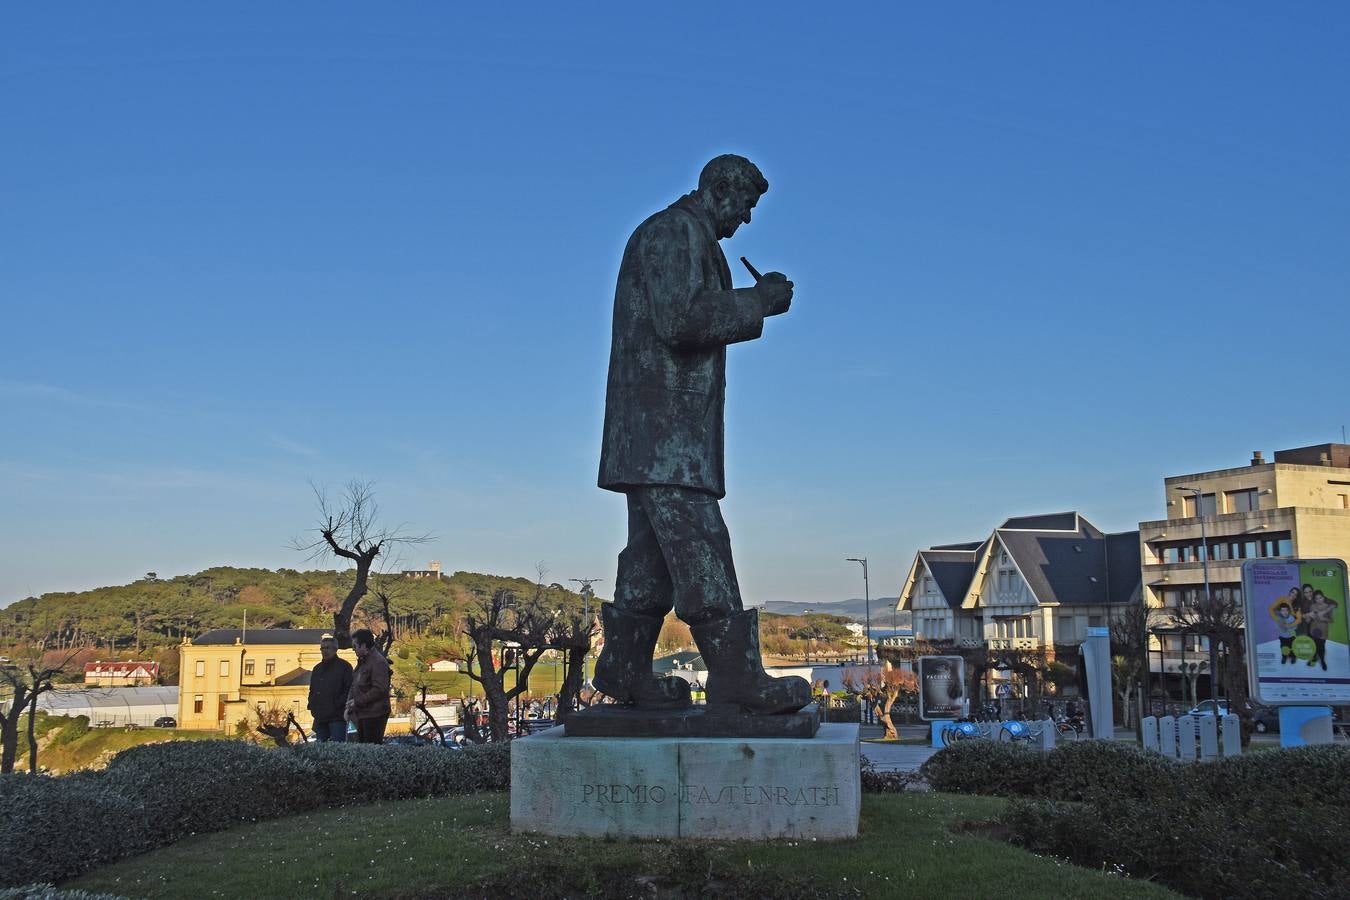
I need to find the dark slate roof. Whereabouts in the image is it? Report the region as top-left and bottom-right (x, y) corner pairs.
(192, 628), (332, 646)
(918, 549), (979, 610)
(997, 514), (1111, 607)
(929, 540), (984, 552)
(273, 668), (311, 686)
(999, 512), (1080, 532)
(1105, 531), (1143, 605)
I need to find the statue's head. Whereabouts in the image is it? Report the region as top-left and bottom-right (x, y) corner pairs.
(696, 154), (768, 239)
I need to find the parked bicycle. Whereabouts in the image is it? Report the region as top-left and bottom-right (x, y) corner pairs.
(998, 719), (1045, 744)
(1053, 711), (1085, 740)
(940, 721), (987, 745)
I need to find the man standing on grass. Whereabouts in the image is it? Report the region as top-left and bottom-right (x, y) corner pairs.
(308, 634), (353, 742)
(345, 628), (391, 743)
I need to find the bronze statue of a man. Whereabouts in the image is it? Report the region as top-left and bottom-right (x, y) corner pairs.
(594, 155), (811, 716)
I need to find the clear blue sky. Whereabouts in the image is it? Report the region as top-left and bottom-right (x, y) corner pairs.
(3, 3), (1347, 608)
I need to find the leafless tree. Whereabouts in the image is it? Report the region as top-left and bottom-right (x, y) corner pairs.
(1110, 602), (1162, 727)
(549, 606), (596, 725)
(461, 588), (554, 741)
(842, 663), (917, 739)
(253, 704), (308, 747)
(292, 480), (430, 649)
(0, 648), (81, 773)
(1171, 592), (1250, 743)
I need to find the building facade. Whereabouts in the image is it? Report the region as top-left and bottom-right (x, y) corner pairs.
(893, 512), (1141, 700)
(1139, 444), (1350, 687)
(84, 660), (160, 686)
(176, 628), (357, 731)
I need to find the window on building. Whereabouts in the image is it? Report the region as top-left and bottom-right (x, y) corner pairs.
(1183, 493), (1217, 517)
(1278, 538), (1293, 555)
(193, 695), (204, 714)
(244, 660), (254, 676)
(1226, 489), (1259, 513)
(1339, 493), (1349, 509)
(265, 659), (276, 676)
(1088, 615), (1104, 628)
(219, 660), (229, 677)
(194, 660), (205, 678)
(1058, 616), (1074, 641)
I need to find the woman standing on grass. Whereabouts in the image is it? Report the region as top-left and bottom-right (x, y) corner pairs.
(345, 628), (392, 744)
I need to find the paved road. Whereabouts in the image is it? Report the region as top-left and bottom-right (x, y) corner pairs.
(860, 740), (937, 772)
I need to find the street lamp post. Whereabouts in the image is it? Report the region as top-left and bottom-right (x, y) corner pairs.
(1176, 486), (1219, 705)
(569, 578), (602, 693)
(846, 557), (872, 664)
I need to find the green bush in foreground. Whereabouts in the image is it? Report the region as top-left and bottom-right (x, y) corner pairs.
(0, 740), (509, 888)
(919, 739), (1350, 898)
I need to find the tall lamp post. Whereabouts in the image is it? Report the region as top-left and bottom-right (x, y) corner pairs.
(846, 557), (873, 664)
(1175, 486), (1219, 705)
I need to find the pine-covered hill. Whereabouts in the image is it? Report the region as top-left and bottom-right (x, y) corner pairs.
(0, 566), (587, 653)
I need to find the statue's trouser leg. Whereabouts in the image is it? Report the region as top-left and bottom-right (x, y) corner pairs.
(592, 489), (693, 708)
(628, 485), (742, 625)
(633, 486), (810, 715)
(613, 490), (677, 618)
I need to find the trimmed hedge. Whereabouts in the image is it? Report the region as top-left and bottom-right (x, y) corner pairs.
(920, 741), (1350, 900)
(0, 887), (122, 900)
(0, 740), (510, 888)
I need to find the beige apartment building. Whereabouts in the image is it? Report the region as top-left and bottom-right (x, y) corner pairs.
(177, 628), (357, 731)
(1139, 443), (1350, 689)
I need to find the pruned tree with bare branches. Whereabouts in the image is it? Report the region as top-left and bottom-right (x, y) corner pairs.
(1110, 602), (1162, 727)
(0, 648), (81, 773)
(461, 587), (556, 741)
(842, 663), (918, 739)
(549, 605), (596, 725)
(1171, 592), (1251, 743)
(292, 480), (430, 649)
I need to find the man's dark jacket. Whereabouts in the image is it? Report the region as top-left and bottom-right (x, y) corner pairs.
(599, 194), (770, 500)
(307, 656), (354, 723)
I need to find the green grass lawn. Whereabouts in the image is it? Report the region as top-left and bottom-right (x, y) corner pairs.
(67, 792), (1178, 899)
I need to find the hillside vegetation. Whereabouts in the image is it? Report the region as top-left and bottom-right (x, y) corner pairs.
(0, 566), (586, 661)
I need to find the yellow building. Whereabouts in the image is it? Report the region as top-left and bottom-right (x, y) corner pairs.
(177, 628), (357, 732)
(1139, 443), (1350, 686)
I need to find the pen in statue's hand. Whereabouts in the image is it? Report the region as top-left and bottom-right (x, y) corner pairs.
(741, 256), (793, 317)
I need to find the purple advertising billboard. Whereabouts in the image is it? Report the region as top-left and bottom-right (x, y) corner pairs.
(1242, 559), (1350, 706)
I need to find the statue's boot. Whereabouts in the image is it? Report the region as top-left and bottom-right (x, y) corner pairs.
(692, 608), (812, 715)
(592, 603), (692, 709)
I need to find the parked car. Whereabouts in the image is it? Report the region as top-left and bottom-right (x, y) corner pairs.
(153, 716), (177, 728)
(383, 733), (433, 747)
(1186, 700), (1231, 717)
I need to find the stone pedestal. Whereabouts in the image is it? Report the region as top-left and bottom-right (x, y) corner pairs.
(510, 723), (860, 840)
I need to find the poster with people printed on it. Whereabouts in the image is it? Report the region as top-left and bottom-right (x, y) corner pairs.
(1242, 559), (1350, 705)
(918, 655), (965, 720)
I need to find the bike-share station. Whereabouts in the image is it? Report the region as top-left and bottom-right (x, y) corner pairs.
(922, 631), (1116, 750)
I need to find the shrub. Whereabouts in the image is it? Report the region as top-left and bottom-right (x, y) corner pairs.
(103, 740), (322, 842)
(1003, 745), (1350, 900)
(0, 739), (512, 888)
(859, 757), (917, 793)
(1043, 740), (1182, 802)
(0, 885), (124, 900)
(917, 740), (1047, 796)
(0, 772), (149, 887)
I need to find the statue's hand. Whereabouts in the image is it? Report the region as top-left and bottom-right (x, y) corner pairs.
(756, 272), (794, 316)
